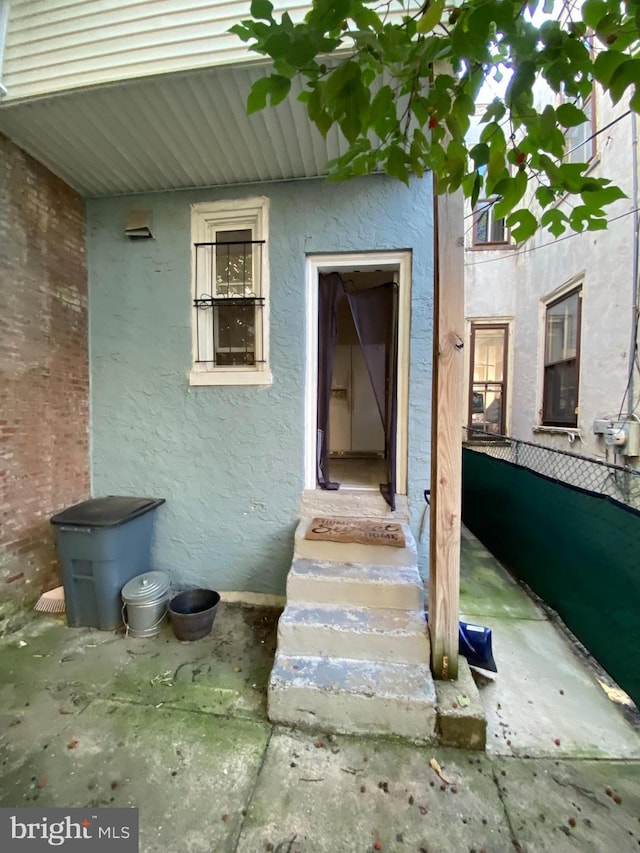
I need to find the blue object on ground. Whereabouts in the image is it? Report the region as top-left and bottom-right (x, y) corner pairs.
(424, 612), (497, 673)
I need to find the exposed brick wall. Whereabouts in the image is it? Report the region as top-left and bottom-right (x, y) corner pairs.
(0, 133), (89, 600)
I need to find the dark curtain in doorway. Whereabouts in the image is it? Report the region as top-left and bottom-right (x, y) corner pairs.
(317, 274), (399, 509)
(347, 282), (399, 510)
(316, 273), (343, 490)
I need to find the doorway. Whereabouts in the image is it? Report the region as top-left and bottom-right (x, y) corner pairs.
(304, 252), (411, 507)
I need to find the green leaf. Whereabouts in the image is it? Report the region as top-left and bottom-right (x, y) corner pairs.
(250, 0), (273, 22)
(370, 85), (395, 130)
(326, 60), (361, 101)
(569, 205), (608, 231)
(541, 208), (569, 237)
(417, 0), (445, 34)
(469, 143), (490, 167)
(556, 103), (587, 128)
(506, 61), (537, 107)
(581, 0), (608, 30)
(229, 23), (252, 42)
(505, 209), (538, 243)
(609, 59), (640, 104)
(536, 186), (556, 208)
(287, 34), (320, 66)
(247, 74), (291, 113)
(493, 169), (528, 220)
(446, 139), (467, 190)
(581, 184), (627, 207)
(593, 50), (628, 87)
(470, 171), (482, 208)
(247, 77), (271, 113)
(481, 99), (506, 124)
(386, 147), (410, 184)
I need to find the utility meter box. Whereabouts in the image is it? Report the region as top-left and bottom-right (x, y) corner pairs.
(604, 421), (640, 457)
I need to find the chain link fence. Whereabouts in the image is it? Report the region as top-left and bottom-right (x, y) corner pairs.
(463, 429), (640, 511)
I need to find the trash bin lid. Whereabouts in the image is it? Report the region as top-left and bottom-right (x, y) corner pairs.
(122, 571), (170, 603)
(50, 496), (165, 528)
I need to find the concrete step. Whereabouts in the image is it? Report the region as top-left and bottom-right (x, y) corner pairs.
(287, 557), (425, 611)
(300, 489), (410, 522)
(294, 518), (417, 568)
(433, 657), (487, 751)
(277, 603), (430, 664)
(268, 653), (437, 741)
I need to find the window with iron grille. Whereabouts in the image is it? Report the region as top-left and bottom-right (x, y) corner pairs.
(190, 198), (271, 386)
(542, 287), (582, 427)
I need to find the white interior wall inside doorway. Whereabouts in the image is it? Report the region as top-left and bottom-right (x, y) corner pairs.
(304, 251), (411, 493)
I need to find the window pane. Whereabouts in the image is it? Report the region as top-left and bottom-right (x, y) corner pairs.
(490, 216), (505, 243)
(473, 328), (505, 383)
(474, 200), (506, 245)
(215, 228), (253, 296)
(565, 95), (593, 164)
(545, 292), (578, 365)
(476, 209), (489, 243)
(469, 324), (507, 434)
(543, 360), (578, 425)
(216, 303), (255, 360)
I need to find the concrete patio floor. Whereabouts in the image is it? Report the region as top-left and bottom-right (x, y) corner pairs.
(1, 534), (639, 852)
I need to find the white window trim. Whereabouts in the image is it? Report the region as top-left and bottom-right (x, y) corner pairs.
(536, 273), (584, 429)
(464, 316), (513, 437)
(304, 251), (411, 495)
(189, 197), (272, 387)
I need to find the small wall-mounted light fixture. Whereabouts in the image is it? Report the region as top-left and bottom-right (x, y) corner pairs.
(125, 209), (154, 240)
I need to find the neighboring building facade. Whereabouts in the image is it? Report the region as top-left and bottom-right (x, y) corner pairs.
(0, 133), (90, 597)
(465, 86), (640, 468)
(0, 1), (434, 596)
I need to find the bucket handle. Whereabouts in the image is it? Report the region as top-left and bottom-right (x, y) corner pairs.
(121, 602), (168, 638)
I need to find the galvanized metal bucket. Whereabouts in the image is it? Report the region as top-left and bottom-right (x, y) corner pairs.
(121, 571), (170, 638)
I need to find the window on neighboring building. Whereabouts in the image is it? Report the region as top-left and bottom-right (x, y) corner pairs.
(468, 322), (509, 436)
(472, 199), (508, 247)
(564, 90), (596, 165)
(190, 198), (271, 386)
(542, 287), (582, 426)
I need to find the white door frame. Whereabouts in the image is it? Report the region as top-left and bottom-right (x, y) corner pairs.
(304, 250), (411, 494)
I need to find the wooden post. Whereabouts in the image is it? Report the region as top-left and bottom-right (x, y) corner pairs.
(429, 187), (465, 681)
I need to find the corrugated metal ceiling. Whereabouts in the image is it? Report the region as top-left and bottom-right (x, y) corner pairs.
(0, 63), (349, 196)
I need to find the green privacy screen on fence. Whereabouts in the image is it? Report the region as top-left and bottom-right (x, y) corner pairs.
(462, 447), (640, 708)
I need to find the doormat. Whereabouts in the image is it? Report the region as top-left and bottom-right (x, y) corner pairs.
(305, 517), (406, 548)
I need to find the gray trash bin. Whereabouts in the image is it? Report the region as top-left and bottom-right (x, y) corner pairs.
(51, 496), (165, 630)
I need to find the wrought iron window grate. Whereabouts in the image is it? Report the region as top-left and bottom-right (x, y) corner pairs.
(193, 240), (265, 366)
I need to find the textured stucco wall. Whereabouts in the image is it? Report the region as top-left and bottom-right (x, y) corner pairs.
(87, 175), (434, 594)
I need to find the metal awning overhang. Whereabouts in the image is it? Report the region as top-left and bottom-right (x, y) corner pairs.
(0, 62), (349, 197)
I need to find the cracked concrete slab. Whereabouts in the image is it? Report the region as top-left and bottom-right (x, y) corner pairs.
(475, 615), (640, 758)
(236, 729), (511, 853)
(0, 698), (270, 853)
(494, 756), (640, 851)
(0, 544), (639, 853)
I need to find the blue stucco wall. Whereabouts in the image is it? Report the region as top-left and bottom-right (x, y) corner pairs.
(87, 174), (433, 594)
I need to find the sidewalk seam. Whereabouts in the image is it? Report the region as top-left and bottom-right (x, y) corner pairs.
(490, 761), (525, 852)
(232, 723), (275, 851)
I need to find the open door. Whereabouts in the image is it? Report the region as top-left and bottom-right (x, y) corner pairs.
(317, 272), (399, 510)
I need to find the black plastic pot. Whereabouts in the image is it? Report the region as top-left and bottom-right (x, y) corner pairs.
(169, 589), (220, 641)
